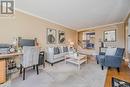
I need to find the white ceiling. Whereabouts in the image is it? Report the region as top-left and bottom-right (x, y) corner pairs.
(16, 0), (130, 30)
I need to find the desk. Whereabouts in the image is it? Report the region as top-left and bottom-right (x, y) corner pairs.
(0, 53), (22, 84)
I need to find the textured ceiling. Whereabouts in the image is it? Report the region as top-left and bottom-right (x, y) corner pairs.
(16, 0), (130, 30)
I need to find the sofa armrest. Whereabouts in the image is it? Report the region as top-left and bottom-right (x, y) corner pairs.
(46, 48), (54, 59)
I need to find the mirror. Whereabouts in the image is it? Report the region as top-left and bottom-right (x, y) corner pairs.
(104, 30), (116, 42)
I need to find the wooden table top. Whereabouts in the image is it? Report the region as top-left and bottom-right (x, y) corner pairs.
(0, 52), (23, 59)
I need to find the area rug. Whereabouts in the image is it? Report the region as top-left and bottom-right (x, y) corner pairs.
(11, 60), (107, 87)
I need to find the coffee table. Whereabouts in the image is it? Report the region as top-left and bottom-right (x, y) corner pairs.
(65, 53), (87, 69)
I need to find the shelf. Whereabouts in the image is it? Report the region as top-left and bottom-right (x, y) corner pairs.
(7, 68), (19, 75)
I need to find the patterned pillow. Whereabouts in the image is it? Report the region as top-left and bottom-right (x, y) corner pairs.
(54, 47), (60, 55)
(105, 48), (117, 56)
(63, 47), (68, 52)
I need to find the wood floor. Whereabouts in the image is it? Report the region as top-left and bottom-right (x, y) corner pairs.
(104, 61), (130, 87)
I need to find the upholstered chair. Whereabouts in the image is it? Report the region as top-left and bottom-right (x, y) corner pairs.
(20, 46), (40, 80)
(96, 48), (125, 72)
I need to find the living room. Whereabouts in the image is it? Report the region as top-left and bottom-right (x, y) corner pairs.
(0, 0), (130, 87)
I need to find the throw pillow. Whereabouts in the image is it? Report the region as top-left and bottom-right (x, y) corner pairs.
(105, 48), (117, 56)
(63, 47), (68, 52)
(54, 47), (60, 55)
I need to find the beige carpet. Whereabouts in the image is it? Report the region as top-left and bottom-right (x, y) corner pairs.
(11, 60), (107, 87)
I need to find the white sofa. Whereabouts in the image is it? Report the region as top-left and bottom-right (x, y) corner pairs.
(46, 46), (75, 66)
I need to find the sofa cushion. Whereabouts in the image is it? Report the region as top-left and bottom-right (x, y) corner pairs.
(105, 48), (117, 56)
(54, 53), (64, 59)
(63, 47), (68, 52)
(54, 47), (60, 55)
(60, 46), (63, 53)
(58, 47), (62, 53)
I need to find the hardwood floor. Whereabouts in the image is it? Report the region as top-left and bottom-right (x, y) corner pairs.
(104, 62), (130, 87)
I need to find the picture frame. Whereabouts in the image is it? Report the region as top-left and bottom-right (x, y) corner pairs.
(85, 32), (95, 49)
(58, 30), (65, 44)
(47, 28), (57, 44)
(104, 30), (116, 42)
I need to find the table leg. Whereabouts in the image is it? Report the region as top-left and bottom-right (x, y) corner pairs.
(86, 56), (88, 64)
(65, 56), (67, 64)
(78, 64), (80, 70)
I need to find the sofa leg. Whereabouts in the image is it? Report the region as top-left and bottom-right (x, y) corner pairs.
(51, 63), (53, 66)
(23, 68), (25, 80)
(43, 62), (45, 68)
(97, 60), (99, 64)
(101, 66), (104, 70)
(117, 68), (120, 72)
(108, 67), (111, 69)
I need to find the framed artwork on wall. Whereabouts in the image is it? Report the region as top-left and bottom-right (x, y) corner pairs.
(58, 30), (65, 44)
(104, 30), (116, 42)
(47, 28), (57, 44)
(82, 32), (95, 49)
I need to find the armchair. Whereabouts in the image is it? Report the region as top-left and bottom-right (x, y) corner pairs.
(96, 48), (125, 72)
(20, 46), (40, 80)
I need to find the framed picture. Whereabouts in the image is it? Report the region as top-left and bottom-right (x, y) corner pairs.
(82, 32), (95, 49)
(104, 30), (116, 42)
(47, 28), (56, 44)
(86, 32), (95, 49)
(58, 30), (65, 44)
